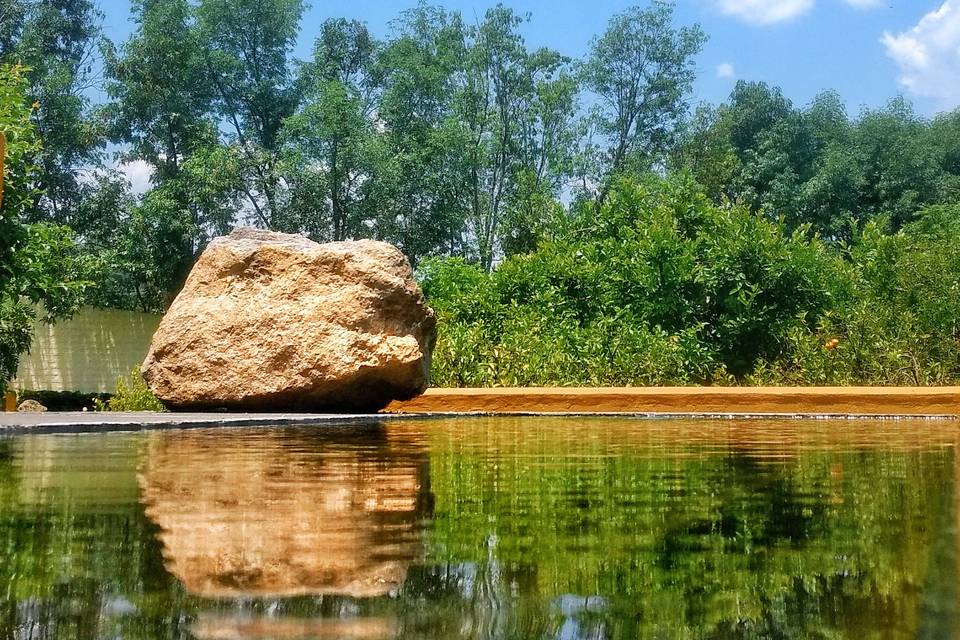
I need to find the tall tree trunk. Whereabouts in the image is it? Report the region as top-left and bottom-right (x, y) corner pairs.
(330, 143), (343, 240)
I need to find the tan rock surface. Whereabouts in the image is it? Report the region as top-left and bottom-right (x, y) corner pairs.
(141, 229), (436, 411)
(138, 425), (431, 599)
(16, 399), (47, 412)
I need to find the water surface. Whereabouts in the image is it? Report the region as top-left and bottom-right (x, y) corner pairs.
(0, 417), (958, 639)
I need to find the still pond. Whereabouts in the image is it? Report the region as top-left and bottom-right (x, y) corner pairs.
(0, 417), (958, 639)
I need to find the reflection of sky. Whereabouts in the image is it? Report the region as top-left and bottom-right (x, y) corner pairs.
(554, 594), (608, 640)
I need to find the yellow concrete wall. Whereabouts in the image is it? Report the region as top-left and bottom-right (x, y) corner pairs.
(11, 307), (162, 393)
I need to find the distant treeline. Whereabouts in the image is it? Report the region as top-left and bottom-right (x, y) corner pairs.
(2, 0), (960, 388)
(2, 0), (704, 313)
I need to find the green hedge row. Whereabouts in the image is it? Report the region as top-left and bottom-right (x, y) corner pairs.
(421, 176), (960, 386)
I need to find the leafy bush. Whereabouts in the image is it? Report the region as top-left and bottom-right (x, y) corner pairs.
(94, 366), (166, 412)
(749, 207), (960, 385)
(424, 176), (960, 387)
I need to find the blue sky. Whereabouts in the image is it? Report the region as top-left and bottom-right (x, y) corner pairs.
(97, 1), (960, 116)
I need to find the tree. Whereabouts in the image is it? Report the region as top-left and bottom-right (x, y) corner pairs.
(195, 0), (305, 227)
(79, 145), (242, 313)
(723, 81), (792, 161)
(454, 6), (577, 270)
(852, 97), (941, 231)
(96, 0), (247, 310)
(580, 2), (705, 205)
(669, 104), (739, 204)
(926, 109), (960, 203)
(373, 4), (468, 263)
(693, 81), (817, 227)
(102, 0), (213, 182)
(0, 64), (88, 391)
(674, 83), (957, 240)
(0, 0), (104, 225)
(280, 18), (380, 242)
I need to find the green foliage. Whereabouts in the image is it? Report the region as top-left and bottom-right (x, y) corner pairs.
(94, 366), (166, 412)
(0, 63), (40, 251)
(279, 18), (380, 242)
(673, 82), (960, 240)
(0, 298), (32, 393)
(195, 0), (304, 228)
(0, 64), (88, 392)
(3, 0), (960, 388)
(0, 0), (105, 223)
(451, 5), (580, 270)
(748, 206), (960, 385)
(581, 1), (706, 199)
(426, 176), (960, 387)
(101, 0), (213, 181)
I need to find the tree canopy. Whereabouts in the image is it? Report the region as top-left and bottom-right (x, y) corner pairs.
(0, 63), (88, 392)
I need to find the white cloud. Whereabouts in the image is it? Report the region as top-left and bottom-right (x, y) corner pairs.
(716, 62), (736, 78)
(843, 0), (883, 8)
(714, 0), (814, 25)
(882, 1), (960, 106)
(118, 159), (154, 196)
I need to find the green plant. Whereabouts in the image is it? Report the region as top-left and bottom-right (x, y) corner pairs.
(1, 64), (91, 394)
(423, 175), (960, 387)
(94, 366), (166, 412)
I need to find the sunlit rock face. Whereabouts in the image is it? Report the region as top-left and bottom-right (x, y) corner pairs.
(141, 228), (437, 411)
(138, 425), (431, 599)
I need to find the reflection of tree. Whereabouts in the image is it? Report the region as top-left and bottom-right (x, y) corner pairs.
(415, 417), (957, 638)
(0, 434), (190, 640)
(138, 424), (432, 599)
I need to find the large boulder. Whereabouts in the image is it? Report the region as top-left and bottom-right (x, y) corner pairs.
(141, 229), (436, 411)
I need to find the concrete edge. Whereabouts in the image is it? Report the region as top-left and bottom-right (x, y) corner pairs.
(0, 413), (418, 436)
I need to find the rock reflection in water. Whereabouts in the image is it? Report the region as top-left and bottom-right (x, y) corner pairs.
(138, 423), (431, 599)
(190, 614), (398, 640)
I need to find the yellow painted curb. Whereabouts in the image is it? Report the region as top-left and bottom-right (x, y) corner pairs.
(384, 387), (960, 417)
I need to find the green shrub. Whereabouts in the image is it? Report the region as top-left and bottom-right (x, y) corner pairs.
(750, 210), (960, 385)
(424, 175), (836, 386)
(423, 176), (960, 387)
(94, 366), (166, 412)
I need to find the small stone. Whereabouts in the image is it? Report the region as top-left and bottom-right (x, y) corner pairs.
(17, 399), (47, 412)
(141, 229), (436, 412)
